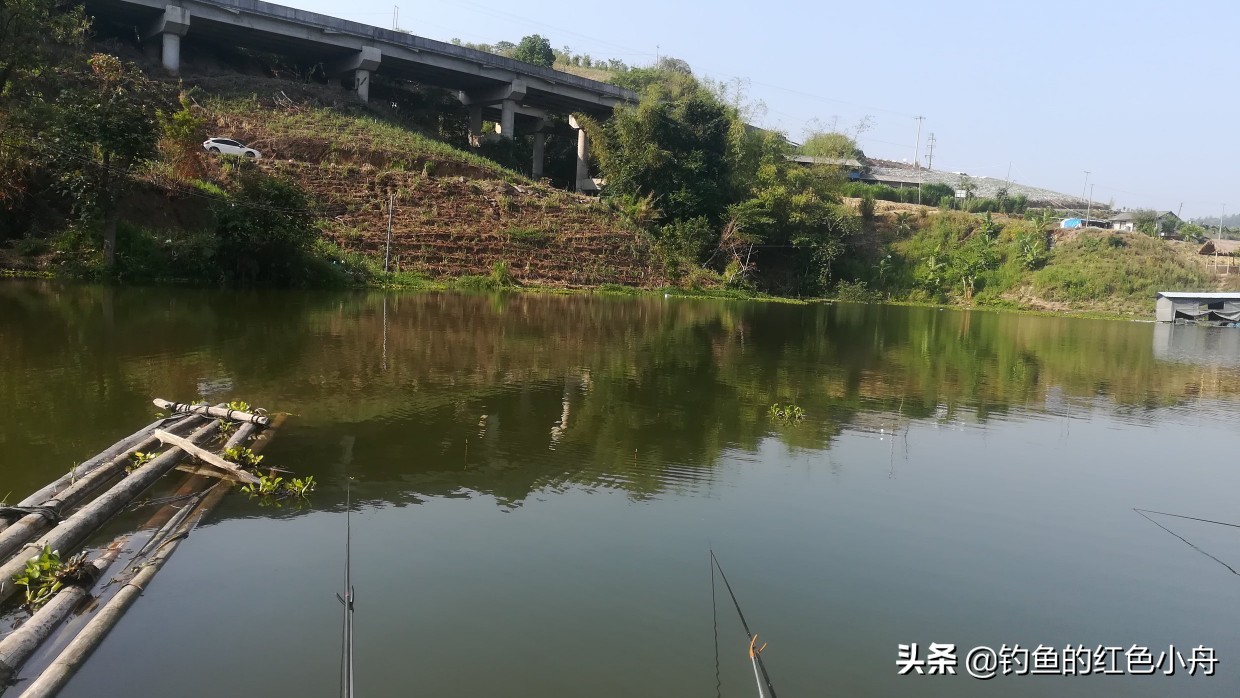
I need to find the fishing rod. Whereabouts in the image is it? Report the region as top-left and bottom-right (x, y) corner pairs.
(339, 478), (356, 698)
(711, 550), (778, 698)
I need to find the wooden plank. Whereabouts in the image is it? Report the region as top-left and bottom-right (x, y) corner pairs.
(153, 430), (260, 485)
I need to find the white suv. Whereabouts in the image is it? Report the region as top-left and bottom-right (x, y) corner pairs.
(202, 137), (261, 159)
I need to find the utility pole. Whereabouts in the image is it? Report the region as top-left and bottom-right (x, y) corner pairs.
(925, 133), (936, 170)
(1086, 184), (1095, 226)
(384, 193), (394, 273)
(913, 116), (925, 205)
(1220, 204), (1226, 238)
(392, 5), (399, 30)
(913, 116), (925, 168)
(1081, 171), (1090, 205)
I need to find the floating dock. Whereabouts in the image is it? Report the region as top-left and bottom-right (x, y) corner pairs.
(1154, 292), (1240, 324)
(0, 398), (289, 697)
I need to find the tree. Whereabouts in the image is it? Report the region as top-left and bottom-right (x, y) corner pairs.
(212, 170), (316, 284)
(957, 174), (976, 200)
(800, 131), (861, 160)
(43, 54), (172, 268)
(727, 155), (857, 293)
(512, 35), (554, 67)
(0, 0), (87, 208)
(588, 81), (734, 229)
(655, 56), (692, 75)
(0, 0), (86, 97)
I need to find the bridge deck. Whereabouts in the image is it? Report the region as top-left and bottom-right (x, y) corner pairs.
(85, 0), (636, 114)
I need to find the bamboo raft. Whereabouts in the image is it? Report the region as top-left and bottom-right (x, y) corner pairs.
(0, 398), (285, 697)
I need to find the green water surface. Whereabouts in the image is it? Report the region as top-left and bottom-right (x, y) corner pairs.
(2, 280), (1239, 697)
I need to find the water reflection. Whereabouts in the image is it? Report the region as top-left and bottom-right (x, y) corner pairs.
(1153, 322), (1240, 369)
(8, 281), (1240, 698)
(3, 280), (1240, 510)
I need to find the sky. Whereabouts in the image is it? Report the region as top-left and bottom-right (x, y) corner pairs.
(281, 0), (1238, 219)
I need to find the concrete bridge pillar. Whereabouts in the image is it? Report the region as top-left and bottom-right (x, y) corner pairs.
(531, 119), (548, 180)
(327, 47), (382, 102)
(353, 69), (371, 103)
(568, 115), (592, 192)
(532, 132), (546, 179)
(468, 105), (483, 147)
(499, 100), (516, 140)
(458, 80), (527, 142)
(143, 6), (191, 74)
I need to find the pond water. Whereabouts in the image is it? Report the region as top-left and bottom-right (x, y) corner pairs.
(2, 280), (1240, 697)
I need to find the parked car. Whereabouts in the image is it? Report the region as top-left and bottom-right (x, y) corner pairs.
(202, 137), (261, 159)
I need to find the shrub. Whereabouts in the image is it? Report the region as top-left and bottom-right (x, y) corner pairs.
(834, 279), (881, 303)
(15, 237), (49, 257)
(212, 171), (316, 285)
(490, 259), (514, 286)
(659, 216), (715, 262)
(858, 193), (876, 220)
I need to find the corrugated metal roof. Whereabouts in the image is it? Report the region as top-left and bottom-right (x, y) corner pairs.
(1155, 291), (1240, 299)
(1112, 211), (1178, 222)
(788, 155), (863, 168)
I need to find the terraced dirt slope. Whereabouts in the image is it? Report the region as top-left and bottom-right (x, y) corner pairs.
(196, 81), (662, 288)
(271, 161), (660, 287)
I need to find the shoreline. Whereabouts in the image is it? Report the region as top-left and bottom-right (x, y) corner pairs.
(2, 265), (1151, 321)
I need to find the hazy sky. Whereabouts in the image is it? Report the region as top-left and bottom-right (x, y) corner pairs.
(283, 0), (1236, 218)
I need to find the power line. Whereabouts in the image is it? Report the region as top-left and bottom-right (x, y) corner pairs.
(20, 137), (325, 215)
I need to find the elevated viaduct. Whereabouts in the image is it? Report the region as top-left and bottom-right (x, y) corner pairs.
(83, 0), (636, 186)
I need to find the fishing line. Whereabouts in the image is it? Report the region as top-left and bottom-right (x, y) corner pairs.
(710, 550), (778, 698)
(1134, 508), (1240, 577)
(711, 552), (721, 698)
(1134, 509), (1240, 530)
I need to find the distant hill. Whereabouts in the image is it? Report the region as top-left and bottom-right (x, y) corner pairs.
(1191, 213), (1240, 228)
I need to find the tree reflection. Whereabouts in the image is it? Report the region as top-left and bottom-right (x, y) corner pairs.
(3, 280), (1238, 509)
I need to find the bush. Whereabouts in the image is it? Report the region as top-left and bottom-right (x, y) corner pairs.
(212, 171), (316, 285)
(659, 216), (715, 262)
(834, 279), (881, 303)
(858, 193), (875, 220)
(15, 238), (49, 257)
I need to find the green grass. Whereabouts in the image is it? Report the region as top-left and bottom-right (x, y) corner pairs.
(310, 239), (438, 289)
(1031, 231), (1212, 307)
(206, 96), (528, 181)
(503, 226), (549, 244)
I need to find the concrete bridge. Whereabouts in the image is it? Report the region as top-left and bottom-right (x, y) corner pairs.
(83, 0), (636, 186)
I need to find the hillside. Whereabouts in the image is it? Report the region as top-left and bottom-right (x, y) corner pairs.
(1, 70), (662, 289)
(195, 82), (659, 287)
(839, 199), (1240, 316)
(3, 28), (1233, 315)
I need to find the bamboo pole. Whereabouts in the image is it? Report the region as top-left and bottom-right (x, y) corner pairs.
(0, 417), (207, 563)
(152, 398), (270, 426)
(0, 540), (125, 683)
(5, 414), (192, 523)
(222, 422), (260, 451)
(18, 483), (232, 698)
(153, 430), (260, 485)
(16, 419), (278, 697)
(0, 420), (220, 606)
